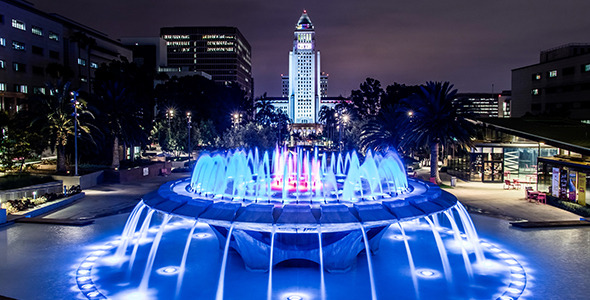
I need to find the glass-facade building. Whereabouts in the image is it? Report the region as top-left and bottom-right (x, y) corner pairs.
(448, 118), (590, 205)
(160, 27), (253, 98)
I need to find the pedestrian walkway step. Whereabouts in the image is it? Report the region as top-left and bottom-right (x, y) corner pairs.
(510, 220), (590, 228)
(15, 217), (94, 226)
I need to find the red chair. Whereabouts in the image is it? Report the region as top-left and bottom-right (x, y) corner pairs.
(525, 187), (539, 201)
(536, 193), (546, 204)
(513, 179), (522, 189)
(504, 180), (514, 190)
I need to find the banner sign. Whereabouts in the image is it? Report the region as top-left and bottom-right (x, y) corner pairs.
(551, 167), (559, 197)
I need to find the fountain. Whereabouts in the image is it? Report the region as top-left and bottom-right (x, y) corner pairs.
(75, 147), (528, 300)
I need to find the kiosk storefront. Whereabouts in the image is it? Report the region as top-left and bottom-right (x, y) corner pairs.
(538, 156), (590, 206)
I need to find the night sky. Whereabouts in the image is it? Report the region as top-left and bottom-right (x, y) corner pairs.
(30, 0), (590, 97)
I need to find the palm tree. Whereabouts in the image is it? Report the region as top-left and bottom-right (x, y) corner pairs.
(360, 104), (408, 153)
(32, 81), (95, 173)
(399, 81), (474, 184)
(254, 97), (276, 126)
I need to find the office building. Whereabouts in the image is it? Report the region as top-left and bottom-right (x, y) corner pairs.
(0, 0), (132, 113)
(512, 43), (590, 121)
(454, 93), (499, 118)
(160, 27), (253, 98)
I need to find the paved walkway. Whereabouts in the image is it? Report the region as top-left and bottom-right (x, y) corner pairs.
(9, 168), (583, 224)
(416, 168), (581, 222)
(43, 172), (188, 220)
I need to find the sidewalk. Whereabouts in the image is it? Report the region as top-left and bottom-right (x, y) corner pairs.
(41, 172), (188, 220)
(416, 168), (581, 222)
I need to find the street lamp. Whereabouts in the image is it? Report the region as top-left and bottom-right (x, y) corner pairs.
(232, 112), (242, 128)
(70, 91), (79, 176)
(186, 111), (192, 165)
(340, 114), (349, 152)
(166, 109), (174, 145)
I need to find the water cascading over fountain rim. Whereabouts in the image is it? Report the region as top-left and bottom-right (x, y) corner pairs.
(141, 177), (457, 234)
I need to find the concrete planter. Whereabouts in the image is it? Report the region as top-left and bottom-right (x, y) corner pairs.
(51, 170), (104, 189)
(5, 192), (85, 222)
(0, 181), (63, 203)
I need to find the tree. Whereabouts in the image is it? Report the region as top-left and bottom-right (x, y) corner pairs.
(318, 106), (337, 145)
(31, 81), (95, 173)
(92, 59), (150, 169)
(254, 96), (276, 126)
(217, 122), (276, 150)
(0, 112), (45, 172)
(382, 83), (421, 108)
(399, 82), (475, 184)
(349, 78), (383, 118)
(360, 104), (409, 153)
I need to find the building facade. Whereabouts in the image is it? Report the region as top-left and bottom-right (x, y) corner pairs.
(282, 11), (325, 124)
(160, 27), (253, 98)
(512, 43), (590, 121)
(454, 93), (499, 118)
(0, 0), (132, 113)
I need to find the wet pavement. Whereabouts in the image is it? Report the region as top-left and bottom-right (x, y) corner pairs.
(416, 169), (582, 223)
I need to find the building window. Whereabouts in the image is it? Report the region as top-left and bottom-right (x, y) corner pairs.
(14, 84), (28, 93)
(49, 32), (59, 41)
(548, 70), (557, 78)
(12, 19), (26, 31)
(531, 89), (539, 95)
(33, 87), (46, 94)
(90, 62), (98, 69)
(533, 73), (541, 80)
(32, 26), (43, 36)
(49, 50), (59, 59)
(78, 58), (86, 66)
(32, 45), (43, 55)
(0, 37), (5, 46)
(0, 59), (5, 69)
(12, 41), (25, 51)
(583, 64), (590, 73)
(0, 83), (5, 91)
(0, 14), (4, 24)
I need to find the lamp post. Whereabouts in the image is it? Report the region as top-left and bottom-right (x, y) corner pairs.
(166, 109), (174, 146)
(341, 114), (349, 152)
(186, 111), (192, 166)
(70, 91), (79, 176)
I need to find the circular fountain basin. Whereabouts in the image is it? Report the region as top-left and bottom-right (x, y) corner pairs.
(143, 177), (456, 233)
(77, 149), (529, 300)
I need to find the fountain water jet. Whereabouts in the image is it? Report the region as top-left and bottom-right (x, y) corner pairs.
(77, 147), (529, 300)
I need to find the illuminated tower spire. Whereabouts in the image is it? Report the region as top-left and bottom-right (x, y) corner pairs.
(288, 10), (321, 124)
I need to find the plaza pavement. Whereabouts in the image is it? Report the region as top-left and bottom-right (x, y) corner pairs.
(415, 168), (582, 223)
(41, 172), (188, 220)
(17, 168), (583, 224)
